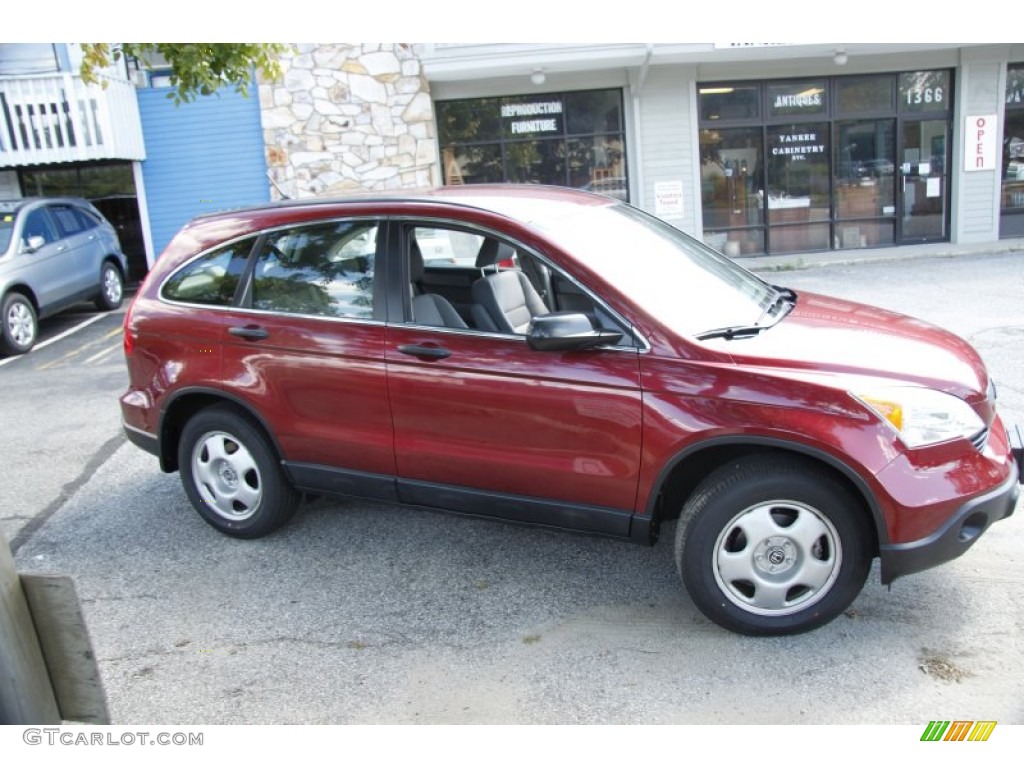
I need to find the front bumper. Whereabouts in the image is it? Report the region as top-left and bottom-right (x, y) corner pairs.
(879, 462), (1019, 584)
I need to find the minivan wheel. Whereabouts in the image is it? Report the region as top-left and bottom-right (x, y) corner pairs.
(178, 406), (299, 538)
(95, 262), (124, 311)
(1, 292), (38, 355)
(675, 455), (872, 636)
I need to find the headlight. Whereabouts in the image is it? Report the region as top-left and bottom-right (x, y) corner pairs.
(853, 387), (984, 449)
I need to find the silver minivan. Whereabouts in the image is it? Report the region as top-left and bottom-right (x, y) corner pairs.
(0, 197), (128, 355)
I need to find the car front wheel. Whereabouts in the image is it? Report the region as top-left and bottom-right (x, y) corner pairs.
(95, 262), (124, 311)
(675, 455), (872, 636)
(1, 292), (38, 356)
(178, 406), (299, 538)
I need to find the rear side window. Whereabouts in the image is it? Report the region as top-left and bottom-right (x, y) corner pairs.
(50, 205), (87, 236)
(163, 238), (254, 306)
(251, 220), (378, 319)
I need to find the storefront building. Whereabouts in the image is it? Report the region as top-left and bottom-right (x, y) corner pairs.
(419, 43), (1024, 257)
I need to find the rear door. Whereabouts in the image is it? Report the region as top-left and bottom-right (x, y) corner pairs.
(47, 203), (100, 296)
(218, 217), (396, 497)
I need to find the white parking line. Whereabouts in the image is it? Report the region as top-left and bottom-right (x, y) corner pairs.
(0, 314), (110, 368)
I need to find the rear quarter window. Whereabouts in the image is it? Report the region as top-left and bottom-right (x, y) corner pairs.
(162, 238), (255, 306)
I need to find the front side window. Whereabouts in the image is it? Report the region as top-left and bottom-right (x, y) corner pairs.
(163, 238), (254, 306)
(251, 220), (378, 319)
(21, 208), (59, 246)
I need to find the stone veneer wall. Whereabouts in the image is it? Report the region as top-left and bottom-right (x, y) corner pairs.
(259, 44), (439, 199)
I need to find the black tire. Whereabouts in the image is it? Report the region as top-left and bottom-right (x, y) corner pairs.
(178, 406), (299, 538)
(675, 455), (872, 636)
(95, 261), (124, 311)
(1, 292), (38, 356)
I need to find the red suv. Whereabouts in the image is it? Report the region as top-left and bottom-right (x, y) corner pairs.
(120, 185), (1021, 635)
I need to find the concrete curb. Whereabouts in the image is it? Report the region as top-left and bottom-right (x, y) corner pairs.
(741, 236), (1024, 273)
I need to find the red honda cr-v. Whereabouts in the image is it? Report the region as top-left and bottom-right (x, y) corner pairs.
(121, 185), (1021, 635)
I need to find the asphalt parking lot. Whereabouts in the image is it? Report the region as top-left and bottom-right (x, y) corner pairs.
(3, 250), (1023, 726)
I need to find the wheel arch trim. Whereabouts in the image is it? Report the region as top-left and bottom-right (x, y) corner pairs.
(642, 435), (889, 547)
(157, 387), (288, 473)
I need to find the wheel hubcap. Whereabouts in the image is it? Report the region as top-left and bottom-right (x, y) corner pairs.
(713, 500), (842, 616)
(191, 431), (261, 521)
(7, 303), (34, 346)
(103, 268), (122, 304)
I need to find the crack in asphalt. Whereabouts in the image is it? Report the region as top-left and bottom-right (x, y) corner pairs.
(9, 431), (127, 555)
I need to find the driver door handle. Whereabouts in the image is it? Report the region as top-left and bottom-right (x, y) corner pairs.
(228, 325), (270, 341)
(397, 344), (451, 360)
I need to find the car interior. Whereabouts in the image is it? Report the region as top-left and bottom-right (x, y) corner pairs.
(405, 226), (634, 346)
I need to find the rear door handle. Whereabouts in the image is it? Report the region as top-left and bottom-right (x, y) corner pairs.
(397, 344), (451, 360)
(229, 325), (269, 341)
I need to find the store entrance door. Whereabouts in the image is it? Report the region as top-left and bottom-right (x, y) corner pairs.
(897, 118), (950, 243)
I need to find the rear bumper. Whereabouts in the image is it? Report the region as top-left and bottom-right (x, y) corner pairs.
(879, 465), (1019, 583)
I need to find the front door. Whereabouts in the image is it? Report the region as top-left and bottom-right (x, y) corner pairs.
(897, 118), (950, 243)
(385, 222), (644, 536)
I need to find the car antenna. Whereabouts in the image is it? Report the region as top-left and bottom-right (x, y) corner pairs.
(267, 172), (291, 200)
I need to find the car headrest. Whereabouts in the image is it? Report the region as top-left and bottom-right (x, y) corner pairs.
(475, 238), (516, 269)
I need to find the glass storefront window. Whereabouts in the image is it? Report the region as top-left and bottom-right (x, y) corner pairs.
(767, 81), (827, 119)
(834, 119), (896, 249)
(437, 89), (628, 200)
(564, 90), (622, 134)
(899, 71), (951, 112)
(836, 75), (895, 114)
(1001, 65), (1024, 238)
(435, 98), (502, 143)
(698, 84), (760, 122)
(699, 70), (952, 254)
(699, 127), (763, 254)
(505, 139), (565, 185)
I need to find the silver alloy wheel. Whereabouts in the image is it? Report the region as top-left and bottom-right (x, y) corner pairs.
(6, 299), (35, 347)
(712, 499), (843, 616)
(102, 265), (123, 306)
(190, 430), (262, 521)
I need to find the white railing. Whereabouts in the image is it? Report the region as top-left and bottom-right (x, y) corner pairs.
(0, 73), (144, 167)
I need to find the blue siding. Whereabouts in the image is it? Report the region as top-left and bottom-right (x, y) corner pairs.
(138, 86), (268, 257)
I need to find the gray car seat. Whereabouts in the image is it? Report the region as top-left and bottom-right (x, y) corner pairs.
(470, 239), (547, 334)
(409, 238), (467, 329)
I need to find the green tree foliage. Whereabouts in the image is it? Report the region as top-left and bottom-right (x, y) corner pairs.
(79, 43), (289, 104)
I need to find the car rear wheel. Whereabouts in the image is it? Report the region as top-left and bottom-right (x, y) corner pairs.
(1, 292), (38, 356)
(178, 406), (299, 538)
(95, 262), (124, 311)
(675, 455), (872, 636)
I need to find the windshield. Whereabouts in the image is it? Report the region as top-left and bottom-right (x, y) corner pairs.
(530, 202), (776, 338)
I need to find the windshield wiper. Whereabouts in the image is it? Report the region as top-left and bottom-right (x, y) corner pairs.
(696, 287), (797, 342)
(695, 325), (766, 341)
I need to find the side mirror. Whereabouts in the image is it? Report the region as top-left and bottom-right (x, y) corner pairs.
(527, 312), (623, 352)
(22, 235), (46, 253)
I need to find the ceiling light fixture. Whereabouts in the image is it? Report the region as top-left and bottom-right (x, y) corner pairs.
(833, 49), (848, 66)
(531, 68), (546, 86)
